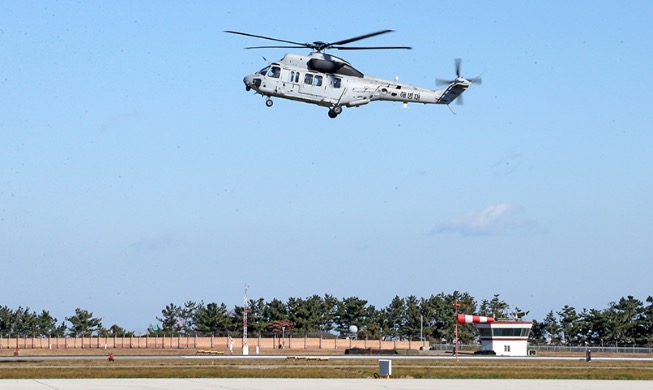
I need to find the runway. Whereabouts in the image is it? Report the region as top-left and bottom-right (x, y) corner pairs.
(1, 378), (652, 389)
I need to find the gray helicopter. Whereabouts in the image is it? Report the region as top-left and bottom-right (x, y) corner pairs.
(226, 30), (481, 118)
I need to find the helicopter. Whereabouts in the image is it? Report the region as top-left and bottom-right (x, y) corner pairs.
(226, 30), (481, 118)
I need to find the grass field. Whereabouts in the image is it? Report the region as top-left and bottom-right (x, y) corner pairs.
(1, 351), (652, 380)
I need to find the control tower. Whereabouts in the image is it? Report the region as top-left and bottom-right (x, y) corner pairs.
(457, 314), (533, 357)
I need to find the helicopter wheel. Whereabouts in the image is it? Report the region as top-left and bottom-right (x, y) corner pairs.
(265, 99), (273, 107)
(332, 106), (342, 115)
(328, 109), (338, 119)
(245, 86), (251, 91)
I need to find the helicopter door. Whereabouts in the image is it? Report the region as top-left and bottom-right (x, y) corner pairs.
(285, 70), (301, 93)
(300, 73), (325, 96)
(263, 65), (282, 92)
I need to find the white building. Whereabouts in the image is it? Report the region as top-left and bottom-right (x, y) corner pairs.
(474, 321), (533, 356)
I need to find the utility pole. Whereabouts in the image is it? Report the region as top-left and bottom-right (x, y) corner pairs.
(420, 315), (424, 349)
(453, 301), (461, 361)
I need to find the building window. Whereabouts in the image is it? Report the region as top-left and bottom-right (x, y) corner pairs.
(493, 328), (527, 337)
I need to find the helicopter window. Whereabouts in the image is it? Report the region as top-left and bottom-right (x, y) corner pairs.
(267, 66), (281, 78)
(258, 66), (270, 75)
(290, 71), (300, 83)
(332, 77), (342, 88)
(304, 73), (314, 85)
(314, 75), (323, 86)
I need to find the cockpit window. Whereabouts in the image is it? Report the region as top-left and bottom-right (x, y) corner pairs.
(258, 66), (269, 75)
(267, 66), (281, 78)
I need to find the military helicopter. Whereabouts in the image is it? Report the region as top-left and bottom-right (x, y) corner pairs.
(226, 30), (481, 118)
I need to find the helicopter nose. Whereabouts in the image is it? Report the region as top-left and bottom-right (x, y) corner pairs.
(244, 74), (256, 86)
(243, 74), (261, 91)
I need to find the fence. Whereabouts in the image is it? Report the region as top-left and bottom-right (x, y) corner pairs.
(0, 335), (427, 352)
(3, 336), (650, 354)
(530, 345), (653, 354)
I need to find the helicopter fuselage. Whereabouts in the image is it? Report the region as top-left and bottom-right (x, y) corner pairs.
(243, 52), (471, 118)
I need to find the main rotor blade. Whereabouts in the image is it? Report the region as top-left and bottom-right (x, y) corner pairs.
(329, 29), (395, 46)
(224, 30), (306, 47)
(227, 29), (409, 53)
(334, 45), (412, 50)
(245, 45), (309, 50)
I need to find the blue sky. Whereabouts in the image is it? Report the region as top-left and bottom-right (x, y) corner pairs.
(1, 1), (652, 332)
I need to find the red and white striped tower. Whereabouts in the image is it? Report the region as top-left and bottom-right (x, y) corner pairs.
(243, 285), (249, 355)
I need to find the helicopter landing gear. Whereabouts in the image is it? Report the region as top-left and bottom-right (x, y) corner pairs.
(245, 86), (251, 91)
(265, 99), (273, 107)
(328, 106), (342, 118)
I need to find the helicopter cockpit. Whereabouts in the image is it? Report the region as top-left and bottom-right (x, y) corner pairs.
(258, 65), (281, 78)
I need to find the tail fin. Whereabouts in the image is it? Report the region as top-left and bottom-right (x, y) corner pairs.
(435, 80), (470, 105)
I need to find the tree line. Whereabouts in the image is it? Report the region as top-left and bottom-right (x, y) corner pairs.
(2, 293), (652, 347)
(531, 295), (653, 347)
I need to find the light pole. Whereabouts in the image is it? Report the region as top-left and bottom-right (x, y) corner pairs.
(453, 301), (461, 361)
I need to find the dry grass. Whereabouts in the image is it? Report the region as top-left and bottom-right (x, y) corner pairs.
(1, 354), (652, 380)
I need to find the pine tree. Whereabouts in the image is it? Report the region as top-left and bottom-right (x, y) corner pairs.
(66, 308), (102, 337)
(193, 302), (230, 335)
(156, 303), (182, 334)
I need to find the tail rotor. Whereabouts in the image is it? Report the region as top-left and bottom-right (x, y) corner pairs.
(436, 58), (482, 104)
